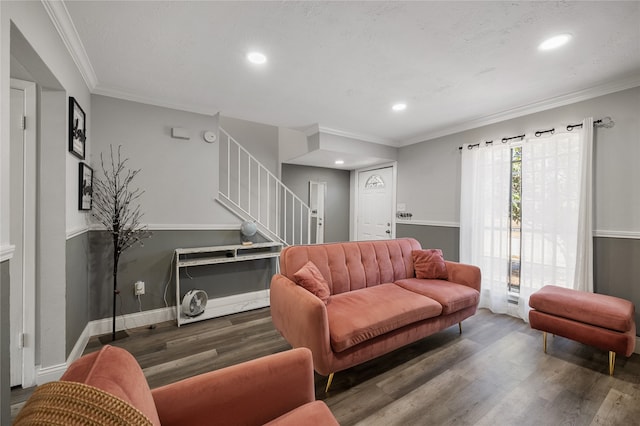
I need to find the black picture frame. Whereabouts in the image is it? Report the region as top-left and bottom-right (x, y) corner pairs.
(69, 96), (86, 159)
(79, 162), (93, 211)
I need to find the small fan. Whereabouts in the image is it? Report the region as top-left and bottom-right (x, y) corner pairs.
(181, 289), (208, 317)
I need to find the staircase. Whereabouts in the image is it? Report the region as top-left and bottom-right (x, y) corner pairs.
(218, 128), (311, 246)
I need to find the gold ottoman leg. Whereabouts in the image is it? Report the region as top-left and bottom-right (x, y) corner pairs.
(543, 331), (547, 354)
(458, 322), (462, 335)
(609, 351), (616, 376)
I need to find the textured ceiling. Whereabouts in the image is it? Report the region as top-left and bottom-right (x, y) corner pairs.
(64, 1), (640, 147)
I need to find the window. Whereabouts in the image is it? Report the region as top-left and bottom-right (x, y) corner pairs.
(509, 146), (521, 295)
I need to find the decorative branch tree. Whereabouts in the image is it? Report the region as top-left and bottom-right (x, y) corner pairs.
(92, 145), (151, 341)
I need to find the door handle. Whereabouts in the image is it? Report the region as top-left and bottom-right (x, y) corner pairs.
(385, 230), (391, 234)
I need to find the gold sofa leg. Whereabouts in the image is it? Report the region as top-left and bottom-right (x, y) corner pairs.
(543, 332), (547, 354)
(325, 373), (335, 393)
(458, 322), (462, 335)
(609, 351), (616, 376)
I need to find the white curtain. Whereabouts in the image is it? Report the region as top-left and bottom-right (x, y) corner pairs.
(460, 143), (512, 314)
(517, 119), (594, 320)
(460, 118), (594, 322)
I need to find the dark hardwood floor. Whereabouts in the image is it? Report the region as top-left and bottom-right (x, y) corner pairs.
(11, 308), (640, 425)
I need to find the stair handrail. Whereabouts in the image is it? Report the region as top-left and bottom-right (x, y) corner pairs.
(219, 127), (311, 246)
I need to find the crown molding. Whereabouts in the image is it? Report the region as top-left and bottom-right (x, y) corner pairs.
(41, 0), (97, 90)
(400, 74), (640, 147)
(318, 126), (398, 147)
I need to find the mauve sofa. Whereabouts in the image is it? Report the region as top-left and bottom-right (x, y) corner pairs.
(17, 345), (338, 425)
(270, 238), (481, 389)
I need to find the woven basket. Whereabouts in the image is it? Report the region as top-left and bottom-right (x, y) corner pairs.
(13, 380), (153, 425)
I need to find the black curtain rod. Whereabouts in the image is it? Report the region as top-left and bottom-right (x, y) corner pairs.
(535, 128), (555, 137)
(458, 140), (493, 150)
(459, 116), (614, 150)
(501, 134), (525, 143)
(567, 116), (614, 131)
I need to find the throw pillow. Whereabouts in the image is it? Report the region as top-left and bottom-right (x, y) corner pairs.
(412, 249), (448, 280)
(293, 261), (331, 303)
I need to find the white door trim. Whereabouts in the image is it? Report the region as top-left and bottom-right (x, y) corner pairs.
(309, 181), (326, 244)
(353, 162), (397, 241)
(10, 78), (37, 388)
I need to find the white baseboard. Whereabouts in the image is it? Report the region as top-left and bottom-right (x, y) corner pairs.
(36, 363), (67, 385)
(89, 306), (176, 337)
(67, 322), (92, 366)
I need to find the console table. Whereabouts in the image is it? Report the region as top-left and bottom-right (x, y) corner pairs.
(174, 242), (282, 326)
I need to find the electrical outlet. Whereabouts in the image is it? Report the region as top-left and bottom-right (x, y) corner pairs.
(134, 281), (145, 296)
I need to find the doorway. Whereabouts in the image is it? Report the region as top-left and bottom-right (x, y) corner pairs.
(356, 165), (395, 241)
(9, 79), (37, 387)
(309, 181), (326, 244)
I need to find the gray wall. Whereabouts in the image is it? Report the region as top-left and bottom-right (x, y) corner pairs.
(594, 237), (640, 331)
(87, 98), (284, 322)
(397, 86), (640, 334)
(396, 224), (459, 262)
(281, 164), (351, 243)
(0, 261), (9, 426)
(398, 87), (640, 229)
(65, 233), (89, 357)
(3, 2), (87, 377)
(89, 229), (276, 320)
(91, 95), (236, 226)
(220, 116), (280, 177)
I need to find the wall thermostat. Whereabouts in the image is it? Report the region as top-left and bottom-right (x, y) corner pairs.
(203, 131), (217, 143)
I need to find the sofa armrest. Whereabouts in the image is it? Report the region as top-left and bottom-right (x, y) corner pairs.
(152, 348), (315, 426)
(445, 261), (481, 292)
(270, 274), (334, 375)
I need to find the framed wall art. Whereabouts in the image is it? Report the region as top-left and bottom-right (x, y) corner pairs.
(69, 96), (86, 159)
(79, 162), (93, 211)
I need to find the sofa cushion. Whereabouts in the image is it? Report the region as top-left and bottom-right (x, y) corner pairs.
(293, 261), (331, 303)
(327, 283), (443, 352)
(529, 285), (635, 332)
(280, 238), (422, 295)
(395, 278), (480, 315)
(264, 401), (339, 426)
(61, 345), (161, 426)
(412, 249), (448, 279)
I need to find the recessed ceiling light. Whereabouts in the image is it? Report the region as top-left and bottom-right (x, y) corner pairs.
(538, 34), (572, 51)
(247, 51), (267, 64)
(334, 160), (344, 165)
(392, 103), (407, 112)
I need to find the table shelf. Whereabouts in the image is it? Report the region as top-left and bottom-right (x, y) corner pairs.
(174, 242), (282, 326)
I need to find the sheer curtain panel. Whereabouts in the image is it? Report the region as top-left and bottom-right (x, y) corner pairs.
(517, 118), (594, 319)
(460, 143), (512, 314)
(460, 118), (594, 322)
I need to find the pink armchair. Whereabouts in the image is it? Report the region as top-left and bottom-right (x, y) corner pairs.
(16, 345), (338, 425)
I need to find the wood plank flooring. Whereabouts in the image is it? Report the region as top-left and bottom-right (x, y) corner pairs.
(11, 308), (640, 425)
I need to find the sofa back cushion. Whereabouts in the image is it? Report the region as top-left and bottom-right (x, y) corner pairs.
(61, 345), (161, 426)
(280, 238), (421, 295)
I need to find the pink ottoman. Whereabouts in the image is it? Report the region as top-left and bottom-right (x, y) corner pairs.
(529, 285), (636, 375)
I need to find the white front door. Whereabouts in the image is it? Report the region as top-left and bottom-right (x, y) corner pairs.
(10, 80), (36, 387)
(309, 181), (326, 244)
(357, 166), (394, 240)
